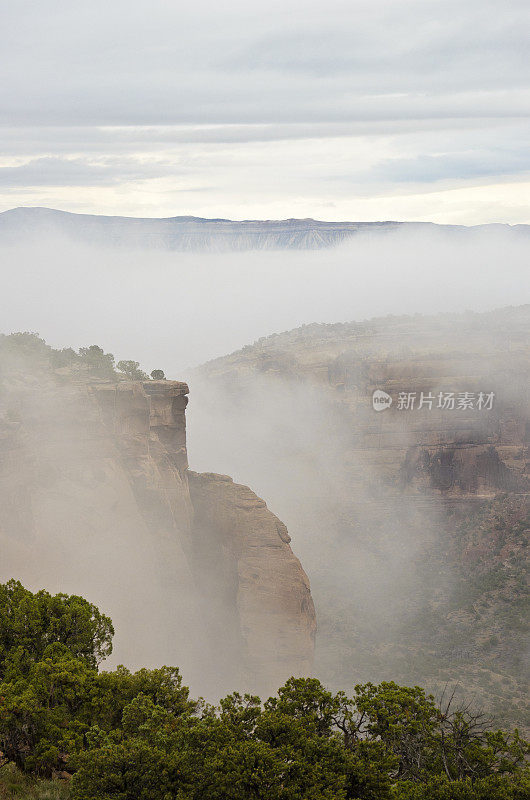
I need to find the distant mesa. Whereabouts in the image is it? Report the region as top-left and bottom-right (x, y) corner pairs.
(1, 206), (528, 252)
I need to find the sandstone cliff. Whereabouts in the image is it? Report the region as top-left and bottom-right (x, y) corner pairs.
(0, 343), (315, 695)
(188, 471), (315, 691)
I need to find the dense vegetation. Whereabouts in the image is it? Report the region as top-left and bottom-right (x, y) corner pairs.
(0, 582), (527, 800)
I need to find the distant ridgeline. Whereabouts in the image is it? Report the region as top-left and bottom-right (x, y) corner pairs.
(1, 206), (530, 251)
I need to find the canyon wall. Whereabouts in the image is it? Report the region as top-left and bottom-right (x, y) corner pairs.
(0, 356), (315, 695)
(194, 306), (529, 727)
(199, 307), (529, 504)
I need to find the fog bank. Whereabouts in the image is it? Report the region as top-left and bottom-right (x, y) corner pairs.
(1, 226), (528, 375)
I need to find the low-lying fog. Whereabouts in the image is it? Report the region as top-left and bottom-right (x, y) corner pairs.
(1, 225), (529, 694)
(1, 225), (528, 376)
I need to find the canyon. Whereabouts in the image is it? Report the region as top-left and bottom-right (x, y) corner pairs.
(0, 304), (528, 727)
(0, 339), (315, 696)
(191, 305), (529, 728)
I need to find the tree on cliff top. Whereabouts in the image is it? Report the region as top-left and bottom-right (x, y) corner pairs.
(78, 345), (116, 378)
(116, 360), (148, 380)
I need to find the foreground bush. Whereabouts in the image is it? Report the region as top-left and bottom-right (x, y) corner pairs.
(392, 773), (530, 800)
(0, 581), (527, 799)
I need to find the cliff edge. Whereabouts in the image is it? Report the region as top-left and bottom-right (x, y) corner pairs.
(0, 352), (315, 694)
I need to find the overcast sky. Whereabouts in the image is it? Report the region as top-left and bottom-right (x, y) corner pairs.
(1, 0), (529, 223)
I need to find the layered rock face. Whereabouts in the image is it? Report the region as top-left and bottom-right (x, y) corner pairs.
(90, 380), (193, 555)
(200, 307), (529, 503)
(195, 306), (529, 726)
(0, 361), (315, 694)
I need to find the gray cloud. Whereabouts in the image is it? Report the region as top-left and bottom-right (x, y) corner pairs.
(0, 155), (201, 189)
(2, 0), (528, 126)
(0, 0), (528, 218)
(359, 147), (530, 184)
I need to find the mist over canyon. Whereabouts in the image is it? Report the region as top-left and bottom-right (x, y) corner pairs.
(1, 212), (529, 725)
(2, 0), (529, 792)
(1, 210), (529, 372)
(188, 306), (530, 727)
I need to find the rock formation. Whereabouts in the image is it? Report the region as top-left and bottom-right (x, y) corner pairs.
(195, 306), (530, 727)
(188, 471), (314, 691)
(0, 355), (315, 695)
(200, 306), (530, 503)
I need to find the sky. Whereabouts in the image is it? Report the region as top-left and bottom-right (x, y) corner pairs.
(1, 0), (529, 223)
